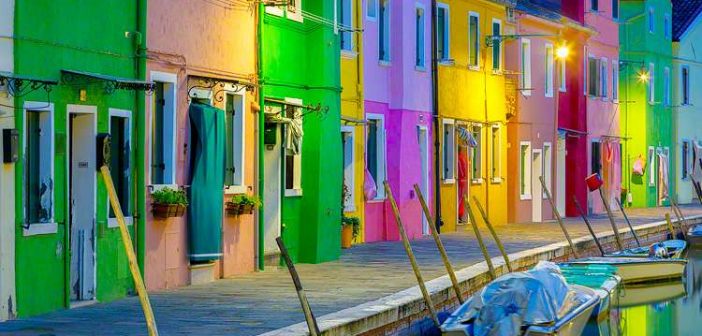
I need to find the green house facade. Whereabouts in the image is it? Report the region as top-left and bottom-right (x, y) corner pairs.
(620, 0), (674, 208)
(11, 1), (149, 317)
(259, 1), (343, 265)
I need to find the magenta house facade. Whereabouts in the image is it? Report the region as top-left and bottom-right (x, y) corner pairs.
(583, 0), (622, 214)
(363, 0), (434, 241)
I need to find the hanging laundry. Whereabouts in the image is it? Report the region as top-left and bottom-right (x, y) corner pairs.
(364, 168), (378, 201)
(457, 126), (478, 147)
(632, 155), (646, 176)
(658, 152), (669, 203)
(285, 116), (304, 155)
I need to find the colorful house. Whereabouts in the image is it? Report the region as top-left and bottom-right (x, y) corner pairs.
(363, 0), (434, 241)
(559, 1), (591, 217)
(144, 0), (258, 289)
(672, 0), (702, 204)
(620, 0), (674, 208)
(339, 0), (366, 244)
(438, 0), (511, 230)
(506, 1), (563, 223)
(260, 1), (342, 264)
(12, 1), (151, 317)
(0, 0), (16, 321)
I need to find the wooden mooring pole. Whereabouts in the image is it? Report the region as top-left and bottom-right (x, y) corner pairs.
(614, 197), (642, 247)
(573, 196), (605, 257)
(539, 176), (579, 258)
(101, 165), (159, 336)
(276, 237), (320, 336)
(665, 213), (678, 240)
(669, 199), (688, 239)
(464, 198), (497, 280)
(385, 182), (440, 328)
(598, 188), (624, 251)
(413, 184), (464, 304)
(472, 197), (513, 272)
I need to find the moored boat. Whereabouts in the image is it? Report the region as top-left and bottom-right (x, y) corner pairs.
(558, 264), (620, 321)
(562, 257), (687, 284)
(617, 280), (686, 307)
(441, 262), (600, 336)
(687, 225), (702, 246)
(606, 240), (687, 259)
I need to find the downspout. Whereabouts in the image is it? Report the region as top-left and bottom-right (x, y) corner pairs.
(257, 2), (265, 271)
(135, 0), (147, 274)
(431, 0), (442, 232)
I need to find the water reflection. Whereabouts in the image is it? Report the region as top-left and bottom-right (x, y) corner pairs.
(585, 249), (702, 336)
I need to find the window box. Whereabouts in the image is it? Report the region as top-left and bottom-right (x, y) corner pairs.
(152, 203), (186, 219)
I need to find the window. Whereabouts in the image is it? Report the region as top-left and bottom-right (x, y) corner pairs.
(342, 127), (355, 211)
(613, 0), (619, 19)
(664, 14), (671, 39)
(648, 63), (655, 104)
(468, 12), (480, 68)
(366, 114), (386, 199)
(442, 120), (455, 181)
(664, 67), (671, 106)
(109, 110), (132, 226)
(583, 46), (588, 96)
(492, 19), (502, 71)
(588, 56), (601, 97)
(559, 57), (567, 92)
(543, 143), (552, 199)
(521, 39), (532, 95)
(150, 74), (177, 186)
(366, 0), (377, 19)
(648, 8), (654, 33)
(339, 0), (353, 52)
(591, 0), (598, 11)
(545, 44), (554, 97)
(266, 0), (302, 22)
(24, 104), (54, 227)
(284, 100), (303, 195)
(612, 60), (619, 101)
(600, 58), (608, 99)
(224, 92), (245, 192)
(648, 146), (655, 186)
(591, 141), (601, 175)
(416, 6), (425, 68)
(520, 142), (532, 200)
(378, 0), (390, 61)
(683, 66), (690, 105)
(683, 140), (690, 180)
(491, 124), (501, 183)
(471, 124), (482, 182)
(437, 4), (449, 61)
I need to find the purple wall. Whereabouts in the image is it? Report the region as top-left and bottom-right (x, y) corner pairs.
(363, 0), (434, 242)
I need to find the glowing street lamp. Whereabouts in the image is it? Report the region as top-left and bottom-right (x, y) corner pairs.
(637, 70), (650, 83)
(556, 45), (570, 59)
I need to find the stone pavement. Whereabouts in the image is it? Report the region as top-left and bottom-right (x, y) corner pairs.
(1, 205), (701, 336)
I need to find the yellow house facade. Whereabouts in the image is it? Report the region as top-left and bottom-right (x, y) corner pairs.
(339, 0), (365, 244)
(437, 0), (512, 231)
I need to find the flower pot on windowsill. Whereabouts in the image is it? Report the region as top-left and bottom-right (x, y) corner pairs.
(225, 203), (255, 216)
(152, 203), (186, 218)
(225, 202), (240, 216)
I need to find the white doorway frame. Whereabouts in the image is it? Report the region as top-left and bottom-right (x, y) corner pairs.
(531, 149), (543, 222)
(66, 104), (97, 303)
(417, 125), (429, 234)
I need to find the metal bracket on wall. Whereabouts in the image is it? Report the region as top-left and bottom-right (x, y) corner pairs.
(61, 70), (156, 94)
(0, 71), (58, 98)
(187, 75), (256, 103)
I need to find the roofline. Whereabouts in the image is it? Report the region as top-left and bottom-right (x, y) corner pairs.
(676, 8), (702, 42)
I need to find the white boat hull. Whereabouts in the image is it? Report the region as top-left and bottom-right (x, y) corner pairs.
(562, 258), (687, 284)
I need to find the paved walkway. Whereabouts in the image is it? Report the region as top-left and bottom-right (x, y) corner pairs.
(2, 205), (701, 336)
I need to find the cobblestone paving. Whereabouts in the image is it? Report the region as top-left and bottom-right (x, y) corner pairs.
(2, 206), (701, 336)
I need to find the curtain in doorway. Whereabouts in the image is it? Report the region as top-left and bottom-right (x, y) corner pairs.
(188, 103), (225, 263)
(658, 151), (670, 204)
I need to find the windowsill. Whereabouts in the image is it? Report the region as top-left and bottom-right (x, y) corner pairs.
(288, 12), (303, 23)
(491, 69), (503, 75)
(443, 178), (456, 184)
(545, 93), (554, 98)
(379, 60), (392, 67)
(285, 189), (303, 197)
(522, 91), (532, 97)
(559, 88), (567, 93)
(471, 178), (483, 185)
(341, 50), (358, 59)
(108, 217), (133, 229)
(224, 185), (248, 195)
(367, 197), (386, 203)
(343, 206), (356, 213)
(23, 222), (58, 236)
(438, 60), (453, 66)
(468, 65), (480, 71)
(415, 66), (427, 72)
(490, 177), (502, 184)
(520, 194), (532, 201)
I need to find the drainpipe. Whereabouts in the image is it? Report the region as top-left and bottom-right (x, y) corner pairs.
(135, 0), (147, 274)
(257, 2), (265, 271)
(431, 0), (442, 232)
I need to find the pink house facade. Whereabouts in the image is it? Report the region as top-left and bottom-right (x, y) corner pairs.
(144, 0), (257, 290)
(583, 0), (622, 214)
(363, 0), (434, 241)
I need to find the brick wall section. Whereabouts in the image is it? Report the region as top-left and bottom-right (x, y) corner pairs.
(260, 216), (700, 336)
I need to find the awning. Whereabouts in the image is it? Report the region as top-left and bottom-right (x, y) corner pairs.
(0, 71), (58, 97)
(557, 127), (588, 136)
(61, 69), (156, 93)
(341, 116), (366, 124)
(187, 74), (256, 102)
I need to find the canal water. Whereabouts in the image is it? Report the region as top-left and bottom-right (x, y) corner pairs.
(584, 248), (702, 336)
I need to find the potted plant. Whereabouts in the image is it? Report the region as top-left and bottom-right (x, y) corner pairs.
(151, 187), (188, 218)
(226, 194), (262, 216)
(341, 216), (359, 249)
